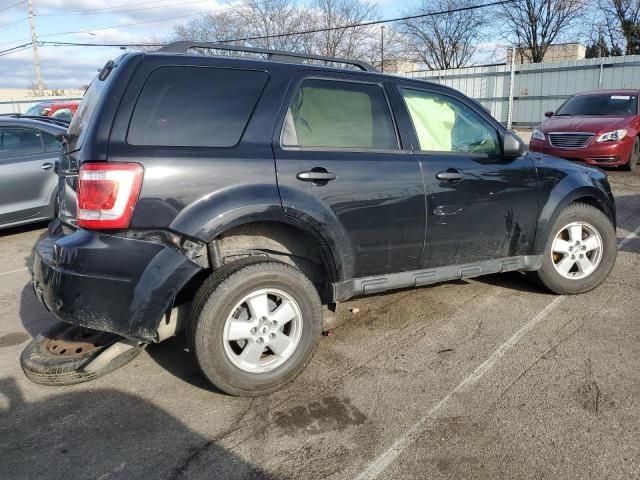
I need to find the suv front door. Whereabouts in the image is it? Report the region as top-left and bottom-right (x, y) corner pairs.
(394, 84), (539, 268)
(274, 74), (426, 279)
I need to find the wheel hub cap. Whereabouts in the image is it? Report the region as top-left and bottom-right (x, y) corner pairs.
(222, 288), (303, 373)
(551, 221), (603, 280)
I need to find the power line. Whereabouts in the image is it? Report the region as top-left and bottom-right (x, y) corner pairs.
(0, 0), (27, 15)
(0, 10), (206, 47)
(218, 0), (517, 44)
(0, 16), (27, 33)
(35, 0), (215, 17)
(0, 42), (30, 57)
(0, 1), (516, 53)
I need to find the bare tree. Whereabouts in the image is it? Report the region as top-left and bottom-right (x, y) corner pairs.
(400, 0), (487, 70)
(172, 0), (313, 52)
(235, 0), (316, 51)
(597, 0), (640, 55)
(309, 0), (379, 59)
(500, 0), (585, 63)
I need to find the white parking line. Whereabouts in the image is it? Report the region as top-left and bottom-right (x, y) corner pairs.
(355, 225), (639, 480)
(618, 224), (640, 249)
(0, 267), (28, 277)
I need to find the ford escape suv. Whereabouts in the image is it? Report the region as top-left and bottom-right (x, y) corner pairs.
(29, 42), (617, 396)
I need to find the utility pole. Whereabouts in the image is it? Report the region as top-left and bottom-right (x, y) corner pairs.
(380, 26), (384, 73)
(28, 0), (44, 96)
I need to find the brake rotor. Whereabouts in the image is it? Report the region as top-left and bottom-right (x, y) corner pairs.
(44, 325), (120, 358)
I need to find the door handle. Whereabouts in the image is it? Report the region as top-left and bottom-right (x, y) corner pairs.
(436, 171), (464, 181)
(41, 163), (54, 170)
(297, 170), (336, 182)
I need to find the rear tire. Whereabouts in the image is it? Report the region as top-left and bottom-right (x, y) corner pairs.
(20, 323), (143, 386)
(623, 137), (639, 172)
(188, 259), (322, 396)
(531, 203), (616, 295)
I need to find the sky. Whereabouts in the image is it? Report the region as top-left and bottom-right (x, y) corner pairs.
(0, 0), (467, 90)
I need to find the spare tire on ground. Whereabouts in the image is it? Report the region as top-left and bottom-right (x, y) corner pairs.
(20, 322), (144, 386)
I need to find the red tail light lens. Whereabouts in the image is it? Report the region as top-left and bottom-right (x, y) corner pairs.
(77, 163), (143, 229)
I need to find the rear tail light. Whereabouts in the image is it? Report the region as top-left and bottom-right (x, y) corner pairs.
(77, 162), (143, 229)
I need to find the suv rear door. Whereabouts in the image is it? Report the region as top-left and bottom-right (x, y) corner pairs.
(273, 72), (426, 279)
(393, 82), (539, 268)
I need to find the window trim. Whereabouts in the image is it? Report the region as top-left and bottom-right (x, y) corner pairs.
(125, 65), (270, 149)
(278, 75), (403, 154)
(0, 126), (46, 160)
(397, 85), (503, 158)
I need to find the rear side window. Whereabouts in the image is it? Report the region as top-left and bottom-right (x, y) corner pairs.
(128, 66), (268, 148)
(281, 79), (398, 150)
(0, 128), (44, 159)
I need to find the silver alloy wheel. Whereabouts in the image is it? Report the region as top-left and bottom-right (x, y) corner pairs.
(222, 288), (303, 373)
(550, 221), (603, 279)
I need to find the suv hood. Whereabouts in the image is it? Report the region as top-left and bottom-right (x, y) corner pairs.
(540, 115), (631, 134)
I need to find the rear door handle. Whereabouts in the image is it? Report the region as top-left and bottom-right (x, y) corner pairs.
(436, 171), (464, 181)
(297, 170), (336, 182)
(41, 163), (54, 170)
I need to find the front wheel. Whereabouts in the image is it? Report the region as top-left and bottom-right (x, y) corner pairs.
(531, 203), (617, 295)
(188, 259), (322, 396)
(623, 137), (639, 172)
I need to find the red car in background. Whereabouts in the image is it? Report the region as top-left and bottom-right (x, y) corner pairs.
(529, 89), (640, 171)
(25, 101), (80, 123)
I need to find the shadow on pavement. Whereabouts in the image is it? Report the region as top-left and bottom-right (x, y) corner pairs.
(613, 192), (640, 254)
(0, 377), (272, 480)
(146, 335), (223, 393)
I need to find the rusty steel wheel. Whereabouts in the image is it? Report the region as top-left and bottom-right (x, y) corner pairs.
(21, 322), (144, 386)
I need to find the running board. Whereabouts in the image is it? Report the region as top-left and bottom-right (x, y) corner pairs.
(331, 255), (543, 302)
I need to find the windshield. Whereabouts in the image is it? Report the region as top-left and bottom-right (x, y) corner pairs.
(556, 94), (638, 116)
(25, 104), (45, 116)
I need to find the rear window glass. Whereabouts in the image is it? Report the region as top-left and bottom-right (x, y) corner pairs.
(128, 66), (268, 148)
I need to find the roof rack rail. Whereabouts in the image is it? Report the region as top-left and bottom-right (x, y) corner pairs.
(0, 113), (70, 127)
(158, 41), (377, 72)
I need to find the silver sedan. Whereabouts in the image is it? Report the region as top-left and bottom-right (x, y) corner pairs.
(0, 115), (66, 229)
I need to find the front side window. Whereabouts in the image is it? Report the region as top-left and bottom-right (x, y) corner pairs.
(128, 66), (268, 148)
(401, 88), (500, 155)
(281, 79), (398, 150)
(0, 128), (44, 159)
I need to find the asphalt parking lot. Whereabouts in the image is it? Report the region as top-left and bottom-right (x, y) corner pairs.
(1, 169), (639, 480)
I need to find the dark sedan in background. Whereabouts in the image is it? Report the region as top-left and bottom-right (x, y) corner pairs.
(529, 89), (640, 171)
(0, 115), (65, 229)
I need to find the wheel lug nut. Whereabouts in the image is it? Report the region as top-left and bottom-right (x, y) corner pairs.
(270, 320), (277, 328)
(250, 327), (257, 335)
(269, 332), (276, 339)
(256, 337), (264, 344)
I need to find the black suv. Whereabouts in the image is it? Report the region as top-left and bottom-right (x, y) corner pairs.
(29, 42), (617, 396)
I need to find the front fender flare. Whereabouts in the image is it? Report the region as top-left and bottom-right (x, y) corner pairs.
(532, 172), (614, 255)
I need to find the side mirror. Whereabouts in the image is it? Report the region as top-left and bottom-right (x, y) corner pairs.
(544, 111), (554, 118)
(502, 131), (526, 159)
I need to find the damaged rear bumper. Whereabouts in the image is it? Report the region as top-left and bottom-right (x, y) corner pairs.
(32, 220), (203, 343)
